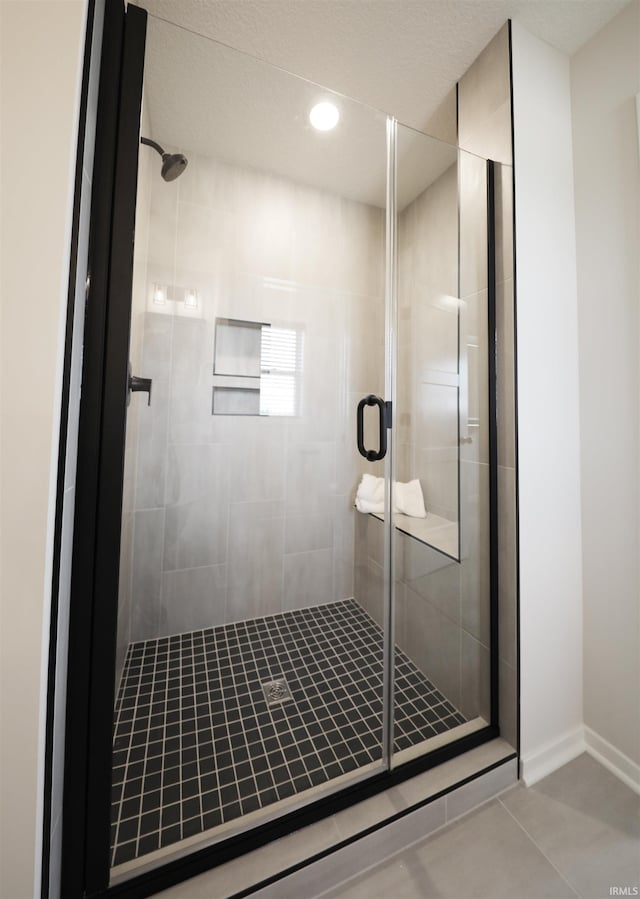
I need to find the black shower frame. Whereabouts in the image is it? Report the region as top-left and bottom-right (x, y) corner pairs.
(60, 3), (503, 898)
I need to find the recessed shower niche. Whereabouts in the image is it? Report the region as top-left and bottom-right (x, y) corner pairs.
(74, 5), (504, 887)
(212, 317), (304, 416)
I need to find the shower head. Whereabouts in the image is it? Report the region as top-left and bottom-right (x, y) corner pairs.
(141, 136), (188, 182)
(161, 152), (188, 182)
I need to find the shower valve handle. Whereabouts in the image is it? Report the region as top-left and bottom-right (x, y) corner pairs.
(128, 366), (152, 406)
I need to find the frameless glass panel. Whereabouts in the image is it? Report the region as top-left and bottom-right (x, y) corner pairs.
(391, 125), (492, 765)
(112, 12), (390, 878)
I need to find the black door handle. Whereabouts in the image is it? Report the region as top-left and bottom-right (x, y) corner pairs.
(357, 395), (390, 461)
(127, 361), (152, 406)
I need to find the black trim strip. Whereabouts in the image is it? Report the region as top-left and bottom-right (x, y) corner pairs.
(487, 159), (500, 729)
(85, 4), (148, 891)
(41, 2), (96, 897)
(455, 81), (462, 562)
(61, 2), (126, 895)
(506, 19), (522, 768)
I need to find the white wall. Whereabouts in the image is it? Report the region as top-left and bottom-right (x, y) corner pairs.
(511, 21), (584, 783)
(571, 0), (640, 780)
(0, 3), (88, 897)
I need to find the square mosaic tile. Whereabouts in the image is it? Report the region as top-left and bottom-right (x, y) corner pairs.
(111, 598), (465, 866)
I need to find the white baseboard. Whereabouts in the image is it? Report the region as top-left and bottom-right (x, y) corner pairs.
(520, 726), (585, 786)
(520, 725), (640, 794)
(584, 726), (640, 796)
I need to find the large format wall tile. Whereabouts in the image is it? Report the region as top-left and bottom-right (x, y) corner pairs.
(163, 443), (229, 571)
(458, 24), (513, 166)
(498, 465), (517, 669)
(332, 497), (356, 602)
(134, 377), (170, 511)
(412, 164), (458, 296)
(131, 508), (165, 642)
(404, 585), (462, 709)
(497, 278), (516, 469)
(499, 659), (518, 748)
(163, 498), (227, 572)
(230, 422), (287, 504)
(459, 289), (489, 466)
(175, 200), (230, 276)
(459, 461), (491, 646)
(116, 511), (134, 673)
(116, 127), (154, 672)
(401, 535), (459, 622)
(283, 549), (334, 611)
(460, 629), (491, 722)
(495, 161), (514, 287)
(291, 185), (343, 290)
(227, 503), (285, 621)
(284, 503), (333, 555)
(161, 564), (227, 634)
(147, 162), (177, 267)
(459, 151), (488, 299)
(396, 157), (459, 527)
(285, 442), (337, 513)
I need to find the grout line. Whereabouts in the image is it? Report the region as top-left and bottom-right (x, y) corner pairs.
(191, 632), (205, 836)
(177, 632), (186, 842)
(156, 635), (170, 852)
(135, 641), (159, 859)
(498, 797), (583, 898)
(226, 621), (262, 814)
(111, 644), (133, 865)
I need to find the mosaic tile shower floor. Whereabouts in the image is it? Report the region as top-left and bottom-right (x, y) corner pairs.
(111, 598), (466, 866)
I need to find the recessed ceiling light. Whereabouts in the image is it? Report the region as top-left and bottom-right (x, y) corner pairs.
(309, 101), (339, 131)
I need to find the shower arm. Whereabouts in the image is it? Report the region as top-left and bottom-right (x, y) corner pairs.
(140, 136), (165, 157)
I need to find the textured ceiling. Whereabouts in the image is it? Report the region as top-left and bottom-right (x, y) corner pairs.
(139, 0), (629, 206)
(143, 14), (456, 208)
(142, 0), (630, 132)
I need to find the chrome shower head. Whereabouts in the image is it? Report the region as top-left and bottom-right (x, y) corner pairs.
(141, 136), (188, 182)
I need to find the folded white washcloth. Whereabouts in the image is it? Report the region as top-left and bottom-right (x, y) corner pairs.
(354, 475), (427, 518)
(394, 478), (427, 518)
(355, 496), (385, 514)
(357, 473), (385, 503)
(355, 474), (385, 514)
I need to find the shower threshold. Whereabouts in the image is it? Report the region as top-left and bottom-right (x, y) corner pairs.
(110, 598), (467, 872)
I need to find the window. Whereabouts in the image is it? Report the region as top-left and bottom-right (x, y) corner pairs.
(259, 325), (304, 417)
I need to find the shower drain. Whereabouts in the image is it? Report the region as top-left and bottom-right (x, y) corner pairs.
(262, 678), (292, 706)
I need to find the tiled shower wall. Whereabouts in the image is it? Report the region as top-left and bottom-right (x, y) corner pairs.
(458, 23), (517, 745)
(116, 149), (385, 656)
(458, 25), (516, 747)
(116, 97), (153, 679)
(395, 162), (459, 522)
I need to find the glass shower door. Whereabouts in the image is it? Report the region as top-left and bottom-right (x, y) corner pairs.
(110, 11), (393, 876)
(390, 124), (495, 765)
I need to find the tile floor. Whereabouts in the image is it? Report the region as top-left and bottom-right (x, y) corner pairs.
(318, 754), (640, 899)
(156, 753), (640, 898)
(111, 598), (466, 867)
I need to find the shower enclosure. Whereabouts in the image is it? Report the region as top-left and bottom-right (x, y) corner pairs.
(66, 4), (504, 894)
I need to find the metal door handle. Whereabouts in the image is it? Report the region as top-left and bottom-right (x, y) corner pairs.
(357, 394), (390, 461)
